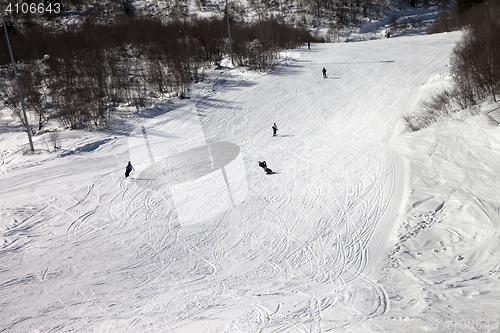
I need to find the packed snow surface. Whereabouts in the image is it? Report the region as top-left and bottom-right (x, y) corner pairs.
(2, 31), (500, 332)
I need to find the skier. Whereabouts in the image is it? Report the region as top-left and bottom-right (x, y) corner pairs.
(258, 161), (273, 174)
(125, 161), (134, 178)
(322, 67), (327, 78)
(272, 123), (278, 136)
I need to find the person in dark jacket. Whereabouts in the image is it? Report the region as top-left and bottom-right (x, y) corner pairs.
(258, 161), (273, 174)
(125, 161), (134, 177)
(322, 67), (327, 78)
(272, 123), (278, 136)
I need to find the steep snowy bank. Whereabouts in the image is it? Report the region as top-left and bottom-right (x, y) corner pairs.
(378, 106), (500, 333)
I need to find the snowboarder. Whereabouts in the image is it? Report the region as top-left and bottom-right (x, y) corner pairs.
(322, 67), (327, 78)
(125, 161), (134, 178)
(258, 161), (273, 174)
(272, 123), (278, 136)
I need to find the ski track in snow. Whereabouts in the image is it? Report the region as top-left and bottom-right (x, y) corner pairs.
(0, 33), (464, 332)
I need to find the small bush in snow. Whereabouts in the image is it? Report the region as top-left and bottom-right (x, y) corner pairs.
(50, 131), (61, 150)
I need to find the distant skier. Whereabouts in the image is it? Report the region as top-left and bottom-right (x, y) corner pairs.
(322, 67), (327, 78)
(272, 123), (278, 136)
(258, 161), (273, 174)
(308, 42), (311, 50)
(125, 161), (134, 178)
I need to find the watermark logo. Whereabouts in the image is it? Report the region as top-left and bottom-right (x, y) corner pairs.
(127, 104), (248, 225)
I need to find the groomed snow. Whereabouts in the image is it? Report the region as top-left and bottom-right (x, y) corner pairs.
(2, 31), (500, 332)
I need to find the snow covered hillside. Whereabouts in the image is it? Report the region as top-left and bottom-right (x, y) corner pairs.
(2, 31), (500, 332)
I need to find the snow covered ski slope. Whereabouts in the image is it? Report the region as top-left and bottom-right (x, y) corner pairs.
(0, 32), (464, 332)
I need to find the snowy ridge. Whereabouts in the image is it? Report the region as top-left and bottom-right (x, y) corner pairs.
(382, 111), (500, 331)
(2, 30), (500, 332)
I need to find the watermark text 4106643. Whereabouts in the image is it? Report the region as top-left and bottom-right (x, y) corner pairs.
(3, 2), (61, 15)
(344, 318), (499, 331)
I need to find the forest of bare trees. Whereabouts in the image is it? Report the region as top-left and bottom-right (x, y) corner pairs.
(404, 0), (500, 131)
(1, 17), (313, 131)
(0, 0), (450, 33)
(1, 0), (475, 132)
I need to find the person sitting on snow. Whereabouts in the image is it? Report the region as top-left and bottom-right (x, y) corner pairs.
(258, 161), (273, 174)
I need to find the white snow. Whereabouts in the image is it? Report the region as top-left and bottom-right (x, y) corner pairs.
(2, 30), (500, 332)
